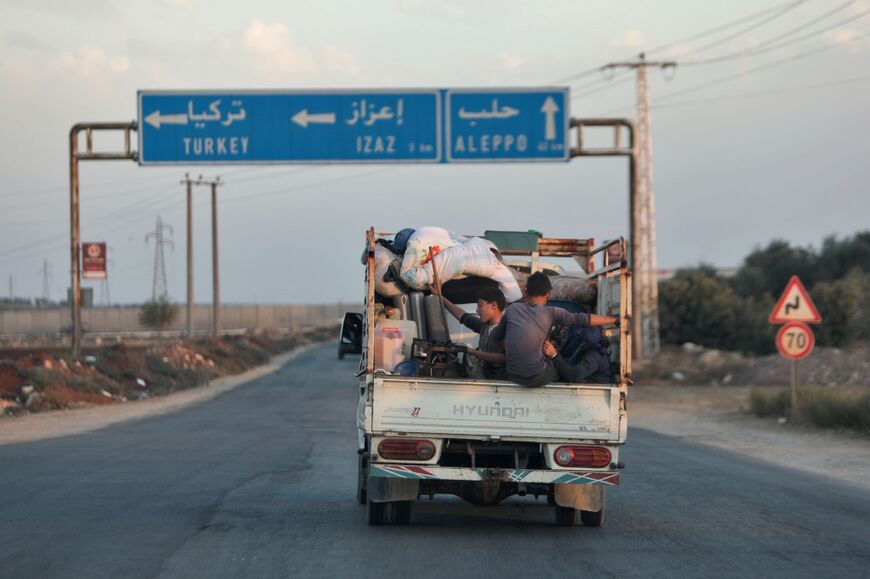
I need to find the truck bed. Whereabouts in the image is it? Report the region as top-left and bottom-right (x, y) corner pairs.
(369, 376), (626, 443)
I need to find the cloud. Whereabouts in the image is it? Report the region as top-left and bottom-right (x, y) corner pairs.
(161, 0), (195, 7)
(323, 44), (362, 77)
(242, 20), (318, 74)
(848, 1), (869, 15)
(498, 51), (524, 70)
(664, 43), (696, 58)
(824, 28), (867, 53)
(50, 45), (130, 77)
(611, 30), (645, 49)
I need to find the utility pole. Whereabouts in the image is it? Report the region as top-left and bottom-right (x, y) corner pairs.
(99, 248), (113, 306)
(42, 260), (52, 303)
(209, 178), (222, 337)
(145, 216), (174, 300)
(603, 53), (674, 359)
(182, 175), (223, 339)
(181, 174), (195, 338)
(7, 275), (12, 299)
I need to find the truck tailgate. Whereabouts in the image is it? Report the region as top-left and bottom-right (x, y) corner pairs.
(371, 377), (623, 442)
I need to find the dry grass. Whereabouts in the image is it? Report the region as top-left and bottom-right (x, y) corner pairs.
(750, 386), (870, 432)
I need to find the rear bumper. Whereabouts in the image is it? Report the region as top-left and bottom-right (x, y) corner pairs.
(369, 464), (619, 486)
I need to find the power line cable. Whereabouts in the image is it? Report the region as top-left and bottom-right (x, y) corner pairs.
(658, 34), (865, 103)
(645, 0), (812, 55)
(553, 0), (809, 85)
(651, 73), (870, 109)
(571, 75), (635, 101)
(0, 165), (260, 200)
(590, 33), (867, 116)
(673, 0), (812, 58)
(220, 167), (396, 205)
(681, 1), (866, 66)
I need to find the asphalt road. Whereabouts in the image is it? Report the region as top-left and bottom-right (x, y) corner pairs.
(1, 344), (868, 578)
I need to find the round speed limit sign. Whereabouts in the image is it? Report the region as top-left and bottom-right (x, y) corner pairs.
(776, 321), (815, 360)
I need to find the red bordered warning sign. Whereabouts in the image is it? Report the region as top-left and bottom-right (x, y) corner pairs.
(768, 275), (821, 324)
(776, 321), (815, 360)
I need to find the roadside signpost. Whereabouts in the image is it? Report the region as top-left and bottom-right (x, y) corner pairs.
(768, 275), (822, 324)
(775, 321), (815, 360)
(81, 242), (107, 280)
(137, 88), (569, 165)
(769, 276), (822, 416)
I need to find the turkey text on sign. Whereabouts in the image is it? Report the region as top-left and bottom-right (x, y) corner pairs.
(768, 275), (821, 323)
(775, 322), (815, 360)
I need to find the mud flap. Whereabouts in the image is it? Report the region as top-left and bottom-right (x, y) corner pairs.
(554, 483), (605, 512)
(367, 476), (420, 503)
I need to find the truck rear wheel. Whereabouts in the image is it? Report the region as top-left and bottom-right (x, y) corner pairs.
(554, 505), (576, 527)
(580, 508), (604, 527)
(367, 499), (412, 525)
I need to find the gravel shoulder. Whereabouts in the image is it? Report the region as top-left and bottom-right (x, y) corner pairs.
(630, 384), (870, 491)
(0, 345), (316, 447)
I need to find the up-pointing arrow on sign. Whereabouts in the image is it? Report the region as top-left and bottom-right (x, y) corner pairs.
(540, 96), (559, 141)
(145, 110), (189, 129)
(291, 109), (336, 128)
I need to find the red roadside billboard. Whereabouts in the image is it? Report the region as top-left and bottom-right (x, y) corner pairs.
(82, 242), (107, 280)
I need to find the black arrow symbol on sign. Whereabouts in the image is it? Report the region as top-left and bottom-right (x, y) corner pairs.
(785, 295), (800, 314)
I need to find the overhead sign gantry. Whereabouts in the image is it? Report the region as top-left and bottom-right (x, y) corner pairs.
(70, 87), (647, 360)
(137, 88), (569, 164)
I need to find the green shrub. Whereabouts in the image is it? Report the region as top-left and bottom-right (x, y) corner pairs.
(749, 387), (790, 417)
(800, 389), (870, 431)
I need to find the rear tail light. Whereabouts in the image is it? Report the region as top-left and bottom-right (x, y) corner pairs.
(377, 439), (436, 461)
(554, 446), (611, 468)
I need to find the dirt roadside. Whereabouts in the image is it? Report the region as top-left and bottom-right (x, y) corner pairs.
(0, 344), (316, 447)
(630, 385), (870, 491)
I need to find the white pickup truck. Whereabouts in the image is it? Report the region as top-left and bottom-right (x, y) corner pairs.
(346, 228), (631, 526)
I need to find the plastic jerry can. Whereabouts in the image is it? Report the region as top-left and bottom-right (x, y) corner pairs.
(373, 320), (417, 371)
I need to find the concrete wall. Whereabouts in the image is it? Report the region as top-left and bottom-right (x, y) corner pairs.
(0, 304), (363, 335)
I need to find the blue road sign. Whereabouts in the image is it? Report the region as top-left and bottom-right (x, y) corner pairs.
(138, 90), (441, 165)
(446, 88), (569, 162)
(137, 88), (569, 165)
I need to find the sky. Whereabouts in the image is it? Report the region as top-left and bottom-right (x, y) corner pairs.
(1, 0), (868, 305)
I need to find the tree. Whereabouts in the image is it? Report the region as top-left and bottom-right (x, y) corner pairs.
(139, 297), (179, 333)
(811, 269), (870, 347)
(659, 268), (741, 350)
(818, 232), (870, 281)
(732, 239), (818, 298)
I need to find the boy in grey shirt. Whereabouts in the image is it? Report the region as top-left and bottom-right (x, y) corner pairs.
(431, 284), (507, 379)
(490, 272), (617, 387)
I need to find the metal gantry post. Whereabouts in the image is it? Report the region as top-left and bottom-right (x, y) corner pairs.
(185, 174), (194, 339)
(69, 129), (82, 358)
(569, 118), (643, 359)
(210, 178), (221, 337)
(68, 122), (137, 359)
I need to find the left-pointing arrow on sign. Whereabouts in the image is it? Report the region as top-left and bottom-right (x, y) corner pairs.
(145, 111), (189, 129)
(291, 109), (336, 128)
